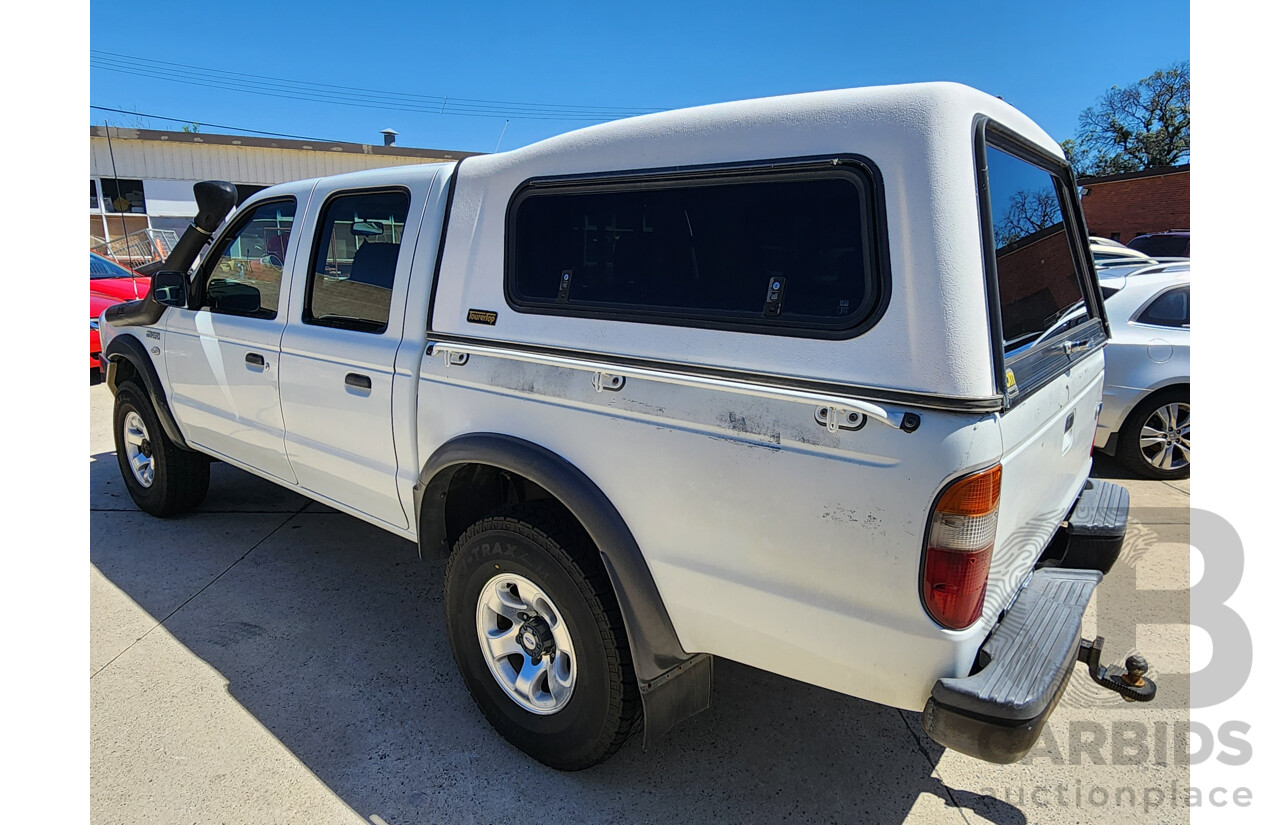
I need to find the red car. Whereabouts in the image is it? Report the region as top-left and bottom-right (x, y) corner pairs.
(90, 252), (151, 369)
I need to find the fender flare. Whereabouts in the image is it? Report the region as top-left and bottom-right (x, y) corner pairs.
(415, 433), (712, 744)
(103, 334), (191, 451)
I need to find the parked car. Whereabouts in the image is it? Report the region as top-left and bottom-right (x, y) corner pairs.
(1090, 235), (1155, 265)
(1127, 230), (1190, 258)
(91, 252), (150, 369)
(1092, 267), (1190, 478)
(99, 82), (1154, 770)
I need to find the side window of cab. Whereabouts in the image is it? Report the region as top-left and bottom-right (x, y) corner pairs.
(200, 199), (297, 318)
(303, 189), (410, 334)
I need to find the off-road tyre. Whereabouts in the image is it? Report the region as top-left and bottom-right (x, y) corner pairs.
(112, 381), (210, 516)
(444, 502), (641, 770)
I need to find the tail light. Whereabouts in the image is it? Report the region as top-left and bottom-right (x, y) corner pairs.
(922, 465), (1002, 630)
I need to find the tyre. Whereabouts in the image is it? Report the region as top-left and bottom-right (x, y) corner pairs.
(112, 382), (211, 516)
(444, 502), (641, 770)
(1117, 390), (1190, 480)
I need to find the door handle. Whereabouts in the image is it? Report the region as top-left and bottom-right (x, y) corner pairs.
(345, 373), (372, 390)
(245, 352), (266, 367)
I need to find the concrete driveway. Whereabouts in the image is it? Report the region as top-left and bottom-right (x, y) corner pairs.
(89, 382), (1190, 824)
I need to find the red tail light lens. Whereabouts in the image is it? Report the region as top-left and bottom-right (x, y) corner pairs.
(922, 465), (1001, 630)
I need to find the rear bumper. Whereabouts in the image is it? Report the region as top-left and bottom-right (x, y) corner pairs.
(921, 480), (1129, 763)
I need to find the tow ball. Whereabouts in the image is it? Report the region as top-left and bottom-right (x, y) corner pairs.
(1078, 637), (1157, 702)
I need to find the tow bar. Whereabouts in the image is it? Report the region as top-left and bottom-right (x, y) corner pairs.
(1078, 636), (1157, 702)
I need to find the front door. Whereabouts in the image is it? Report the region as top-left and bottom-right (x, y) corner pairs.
(165, 197), (300, 482)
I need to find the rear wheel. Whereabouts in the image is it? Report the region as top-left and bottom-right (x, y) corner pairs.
(444, 503), (640, 770)
(1117, 390), (1190, 480)
(112, 382), (210, 516)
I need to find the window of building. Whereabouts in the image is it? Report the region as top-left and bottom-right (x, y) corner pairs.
(201, 199), (297, 319)
(90, 180), (100, 210)
(985, 145), (1088, 355)
(304, 189), (409, 333)
(100, 178), (147, 213)
(507, 162), (882, 337)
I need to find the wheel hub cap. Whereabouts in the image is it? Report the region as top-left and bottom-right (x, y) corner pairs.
(1138, 402), (1190, 472)
(122, 411), (156, 488)
(476, 573), (576, 715)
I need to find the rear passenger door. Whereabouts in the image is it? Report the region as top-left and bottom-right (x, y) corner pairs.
(278, 185), (421, 528)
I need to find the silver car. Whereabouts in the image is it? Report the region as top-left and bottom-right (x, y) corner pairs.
(1092, 263), (1190, 478)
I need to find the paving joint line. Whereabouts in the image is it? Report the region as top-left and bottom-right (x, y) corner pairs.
(90, 501), (313, 680)
(895, 707), (975, 825)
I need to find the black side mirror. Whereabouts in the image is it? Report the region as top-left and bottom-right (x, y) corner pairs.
(151, 271), (189, 308)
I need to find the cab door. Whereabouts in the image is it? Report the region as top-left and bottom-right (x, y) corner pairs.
(277, 175), (434, 528)
(164, 197), (301, 482)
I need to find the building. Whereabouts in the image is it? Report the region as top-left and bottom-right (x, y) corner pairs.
(1078, 164), (1189, 245)
(90, 126), (479, 264)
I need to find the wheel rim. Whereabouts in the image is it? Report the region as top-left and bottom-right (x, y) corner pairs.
(1138, 402), (1190, 472)
(475, 573), (576, 715)
(122, 410), (155, 488)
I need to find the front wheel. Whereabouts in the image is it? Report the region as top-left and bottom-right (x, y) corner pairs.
(1117, 391), (1190, 480)
(112, 382), (210, 516)
(443, 503), (640, 770)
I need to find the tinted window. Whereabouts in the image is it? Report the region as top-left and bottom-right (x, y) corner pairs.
(202, 199), (297, 319)
(305, 190), (409, 333)
(986, 146), (1087, 354)
(1128, 234), (1190, 257)
(1137, 285), (1189, 327)
(509, 168), (879, 334)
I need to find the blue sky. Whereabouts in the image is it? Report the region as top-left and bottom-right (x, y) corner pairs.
(90, 1), (1190, 154)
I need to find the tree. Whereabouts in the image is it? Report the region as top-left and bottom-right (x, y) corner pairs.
(995, 187), (1061, 247)
(1070, 61), (1190, 176)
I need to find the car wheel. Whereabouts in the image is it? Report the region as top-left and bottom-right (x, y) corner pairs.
(444, 502), (641, 770)
(112, 382), (211, 516)
(1117, 390), (1190, 480)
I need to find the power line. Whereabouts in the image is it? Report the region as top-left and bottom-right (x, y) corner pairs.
(90, 105), (344, 143)
(90, 50), (668, 122)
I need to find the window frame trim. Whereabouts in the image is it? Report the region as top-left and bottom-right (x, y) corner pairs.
(300, 185), (413, 336)
(501, 154), (892, 340)
(974, 118), (1109, 409)
(195, 195), (298, 320)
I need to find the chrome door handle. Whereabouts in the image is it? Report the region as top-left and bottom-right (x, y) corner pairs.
(1062, 339), (1093, 355)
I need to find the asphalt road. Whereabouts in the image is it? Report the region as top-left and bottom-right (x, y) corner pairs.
(89, 382), (1191, 824)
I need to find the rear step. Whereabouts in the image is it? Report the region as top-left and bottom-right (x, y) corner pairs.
(922, 568), (1155, 763)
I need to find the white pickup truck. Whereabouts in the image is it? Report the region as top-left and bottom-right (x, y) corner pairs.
(99, 82), (1154, 771)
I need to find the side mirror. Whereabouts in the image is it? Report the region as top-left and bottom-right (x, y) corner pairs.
(151, 271), (189, 308)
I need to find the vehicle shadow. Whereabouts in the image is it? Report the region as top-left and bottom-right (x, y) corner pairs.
(90, 453), (1026, 825)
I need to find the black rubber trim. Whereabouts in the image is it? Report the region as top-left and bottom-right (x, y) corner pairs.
(103, 334), (191, 451)
(922, 568), (1102, 763)
(501, 154), (892, 341)
(427, 333), (1003, 414)
(424, 160), (463, 332)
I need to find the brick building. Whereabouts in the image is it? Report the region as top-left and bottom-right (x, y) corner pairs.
(1077, 164), (1189, 245)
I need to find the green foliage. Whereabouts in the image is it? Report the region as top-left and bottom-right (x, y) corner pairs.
(1070, 61), (1190, 177)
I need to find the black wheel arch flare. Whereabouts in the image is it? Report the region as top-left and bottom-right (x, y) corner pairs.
(415, 433), (713, 746)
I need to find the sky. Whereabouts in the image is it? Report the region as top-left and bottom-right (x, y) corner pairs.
(89, 1), (1191, 154)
